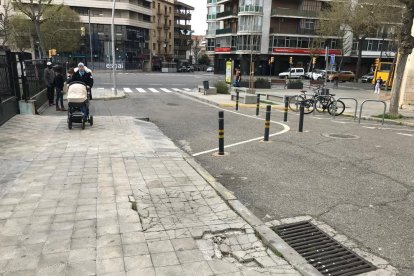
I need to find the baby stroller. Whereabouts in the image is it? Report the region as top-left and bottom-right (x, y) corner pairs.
(67, 82), (93, 130)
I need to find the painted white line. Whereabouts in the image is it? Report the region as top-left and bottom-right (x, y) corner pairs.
(123, 88), (133, 93)
(172, 88), (182, 92)
(97, 87), (104, 90)
(136, 88), (147, 93)
(183, 88), (192, 91)
(362, 126), (377, 129)
(397, 133), (413, 137)
(160, 88), (172, 93)
(148, 88), (160, 93)
(192, 132), (286, 157)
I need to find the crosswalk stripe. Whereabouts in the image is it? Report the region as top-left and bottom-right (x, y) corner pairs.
(172, 88), (182, 92)
(123, 88), (133, 93)
(136, 88), (147, 93)
(397, 133), (413, 137)
(148, 88), (160, 93)
(183, 88), (192, 91)
(160, 88), (172, 93)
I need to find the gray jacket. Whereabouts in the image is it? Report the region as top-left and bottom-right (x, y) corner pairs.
(44, 67), (55, 86)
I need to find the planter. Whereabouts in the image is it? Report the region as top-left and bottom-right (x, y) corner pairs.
(287, 82), (304, 89)
(238, 81), (271, 89)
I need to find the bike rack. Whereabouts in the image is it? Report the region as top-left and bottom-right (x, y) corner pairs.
(358, 100), (387, 125)
(332, 97), (358, 120)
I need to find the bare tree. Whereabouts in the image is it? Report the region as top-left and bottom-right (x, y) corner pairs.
(389, 0), (414, 115)
(8, 14), (33, 52)
(0, 1), (12, 46)
(319, 0), (392, 80)
(11, 0), (62, 58)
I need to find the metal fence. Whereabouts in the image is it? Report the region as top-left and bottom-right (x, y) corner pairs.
(22, 59), (47, 100)
(0, 50), (19, 103)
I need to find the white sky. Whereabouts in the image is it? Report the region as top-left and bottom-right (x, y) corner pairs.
(179, 0), (208, 35)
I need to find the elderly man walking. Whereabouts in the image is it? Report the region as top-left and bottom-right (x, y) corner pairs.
(44, 62), (55, 106)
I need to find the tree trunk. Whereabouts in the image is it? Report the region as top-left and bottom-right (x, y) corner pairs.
(355, 37), (365, 82)
(389, 51), (409, 115)
(33, 20), (46, 58)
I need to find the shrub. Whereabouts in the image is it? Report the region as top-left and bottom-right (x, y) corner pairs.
(255, 78), (271, 89)
(215, 81), (229, 94)
(287, 80), (304, 89)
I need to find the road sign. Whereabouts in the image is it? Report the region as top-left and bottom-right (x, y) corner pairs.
(330, 54), (335, 65)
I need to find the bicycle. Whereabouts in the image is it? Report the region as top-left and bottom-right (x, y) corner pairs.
(288, 86), (321, 112)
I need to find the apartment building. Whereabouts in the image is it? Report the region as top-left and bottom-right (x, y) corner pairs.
(174, 1), (193, 61)
(150, 0), (175, 70)
(207, 0), (398, 76)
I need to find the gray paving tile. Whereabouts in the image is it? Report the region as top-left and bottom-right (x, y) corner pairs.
(147, 240), (174, 254)
(151, 252), (180, 267)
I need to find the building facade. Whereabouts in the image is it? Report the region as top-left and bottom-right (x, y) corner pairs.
(207, 0), (398, 76)
(174, 1), (193, 62)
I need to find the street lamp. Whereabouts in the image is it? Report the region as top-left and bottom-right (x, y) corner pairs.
(111, 0), (117, 95)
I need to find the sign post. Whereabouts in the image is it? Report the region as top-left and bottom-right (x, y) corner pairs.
(225, 60), (233, 84)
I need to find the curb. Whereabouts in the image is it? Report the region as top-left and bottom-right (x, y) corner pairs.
(183, 155), (322, 276)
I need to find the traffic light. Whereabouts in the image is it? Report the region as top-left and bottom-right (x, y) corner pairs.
(289, 57), (293, 64)
(312, 57), (316, 65)
(271, 56), (274, 63)
(80, 26), (86, 36)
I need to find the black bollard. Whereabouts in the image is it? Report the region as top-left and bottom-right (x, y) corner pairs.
(299, 104), (304, 132)
(218, 111), (224, 155)
(256, 94), (260, 116)
(283, 96), (289, 122)
(264, 105), (271, 141)
(236, 91), (239, 111)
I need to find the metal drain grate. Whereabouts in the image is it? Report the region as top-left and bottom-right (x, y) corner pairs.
(273, 222), (376, 276)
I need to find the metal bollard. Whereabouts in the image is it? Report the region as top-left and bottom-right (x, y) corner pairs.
(256, 94), (260, 116)
(283, 96), (289, 122)
(218, 111), (224, 155)
(299, 104), (304, 132)
(236, 91), (239, 111)
(264, 105), (271, 141)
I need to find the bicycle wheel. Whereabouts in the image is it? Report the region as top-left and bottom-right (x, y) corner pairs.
(302, 99), (315, 114)
(288, 95), (304, 112)
(315, 97), (330, 113)
(328, 100), (345, 116)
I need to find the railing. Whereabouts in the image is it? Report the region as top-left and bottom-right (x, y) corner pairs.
(271, 8), (320, 18)
(216, 10), (238, 19)
(239, 5), (263, 13)
(216, 28), (234, 35)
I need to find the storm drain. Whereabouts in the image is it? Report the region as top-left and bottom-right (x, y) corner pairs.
(322, 133), (360, 140)
(273, 221), (376, 276)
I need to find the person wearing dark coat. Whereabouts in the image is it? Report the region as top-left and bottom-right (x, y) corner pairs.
(44, 62), (55, 106)
(53, 67), (66, 111)
(68, 63), (94, 100)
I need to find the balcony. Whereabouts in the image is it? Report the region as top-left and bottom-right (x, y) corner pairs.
(270, 27), (317, 35)
(174, 11), (191, 20)
(216, 10), (238, 19)
(239, 5), (263, 13)
(271, 8), (320, 19)
(175, 24), (191, 30)
(217, 0), (233, 4)
(215, 28), (237, 35)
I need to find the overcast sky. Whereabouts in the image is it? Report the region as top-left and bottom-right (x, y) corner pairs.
(179, 0), (208, 35)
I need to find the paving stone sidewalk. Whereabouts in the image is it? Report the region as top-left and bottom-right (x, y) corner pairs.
(0, 115), (300, 276)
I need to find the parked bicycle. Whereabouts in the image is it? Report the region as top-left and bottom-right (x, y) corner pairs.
(288, 87), (345, 116)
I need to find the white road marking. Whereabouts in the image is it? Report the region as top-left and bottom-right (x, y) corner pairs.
(172, 88), (182, 92)
(97, 87), (104, 90)
(148, 88), (160, 93)
(136, 88), (147, 93)
(397, 133), (413, 137)
(160, 88), (172, 93)
(183, 88), (192, 91)
(362, 126), (377, 129)
(123, 88), (133, 93)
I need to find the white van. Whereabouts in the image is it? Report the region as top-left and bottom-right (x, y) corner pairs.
(278, 68), (305, 79)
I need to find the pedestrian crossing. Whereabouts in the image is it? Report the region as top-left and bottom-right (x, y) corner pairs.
(127, 87), (193, 94)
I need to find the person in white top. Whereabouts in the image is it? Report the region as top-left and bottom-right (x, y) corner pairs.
(374, 77), (383, 94)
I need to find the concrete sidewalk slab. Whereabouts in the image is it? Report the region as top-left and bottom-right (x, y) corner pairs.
(0, 115), (301, 276)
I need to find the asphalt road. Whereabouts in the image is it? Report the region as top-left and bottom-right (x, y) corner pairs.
(46, 72), (414, 275)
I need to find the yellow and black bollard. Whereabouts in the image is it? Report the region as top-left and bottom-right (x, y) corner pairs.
(218, 111), (224, 155)
(235, 91), (240, 111)
(256, 94), (260, 116)
(264, 105), (271, 141)
(283, 96), (289, 122)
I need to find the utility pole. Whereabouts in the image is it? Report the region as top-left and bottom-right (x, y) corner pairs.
(88, 9), (94, 69)
(111, 0), (117, 95)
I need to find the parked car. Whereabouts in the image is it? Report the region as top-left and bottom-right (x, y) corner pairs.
(187, 66), (194, 72)
(206, 66), (214, 72)
(361, 72), (374, 83)
(309, 69), (325, 80)
(328, 71), (355, 82)
(278, 68), (305, 79)
(178, 66), (187, 72)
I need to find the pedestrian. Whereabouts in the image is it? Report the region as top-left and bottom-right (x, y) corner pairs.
(53, 67), (66, 111)
(233, 68), (241, 87)
(71, 63), (94, 100)
(44, 62), (55, 106)
(374, 76), (383, 94)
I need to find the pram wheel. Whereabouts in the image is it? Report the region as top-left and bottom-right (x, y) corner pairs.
(68, 118), (72, 130)
(81, 119), (86, 130)
(89, 115), (93, 126)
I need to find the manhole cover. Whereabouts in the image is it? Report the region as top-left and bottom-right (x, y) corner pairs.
(273, 222), (376, 276)
(322, 133), (360, 139)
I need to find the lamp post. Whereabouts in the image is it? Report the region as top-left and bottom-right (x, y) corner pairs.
(111, 0), (117, 95)
(88, 9), (94, 69)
